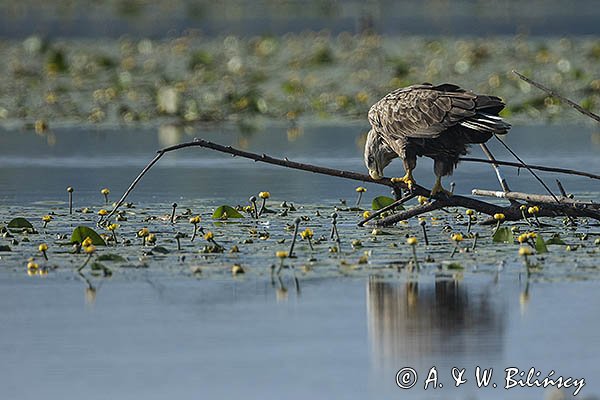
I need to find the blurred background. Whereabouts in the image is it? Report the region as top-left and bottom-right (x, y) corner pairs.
(4, 0), (600, 38)
(1, 0), (600, 129)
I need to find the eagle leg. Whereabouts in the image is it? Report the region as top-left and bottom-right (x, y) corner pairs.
(391, 157), (417, 190)
(431, 159), (453, 197)
(430, 176), (452, 197)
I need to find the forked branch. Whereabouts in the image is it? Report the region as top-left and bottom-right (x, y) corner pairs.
(101, 138), (600, 227)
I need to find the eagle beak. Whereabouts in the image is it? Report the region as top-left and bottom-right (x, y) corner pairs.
(369, 169), (383, 180)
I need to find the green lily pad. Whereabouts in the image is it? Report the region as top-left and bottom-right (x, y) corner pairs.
(7, 217), (35, 233)
(71, 226), (106, 246)
(212, 205), (244, 219)
(492, 227), (513, 243)
(372, 196), (403, 211)
(535, 235), (548, 254)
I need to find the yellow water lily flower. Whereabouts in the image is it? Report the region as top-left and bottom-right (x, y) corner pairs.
(528, 206), (540, 215)
(300, 228), (314, 240)
(82, 237), (94, 247)
(451, 233), (464, 242)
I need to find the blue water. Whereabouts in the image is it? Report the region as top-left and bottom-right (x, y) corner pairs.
(1, 123), (598, 205)
(0, 273), (598, 400)
(1, 123), (599, 399)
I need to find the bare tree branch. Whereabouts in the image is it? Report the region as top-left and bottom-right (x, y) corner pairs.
(100, 138), (600, 227)
(513, 70), (600, 123)
(471, 189), (599, 207)
(459, 157), (600, 181)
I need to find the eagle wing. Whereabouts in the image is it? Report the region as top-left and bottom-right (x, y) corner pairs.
(368, 83), (497, 141)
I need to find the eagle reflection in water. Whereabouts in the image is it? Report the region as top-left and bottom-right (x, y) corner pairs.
(367, 276), (506, 367)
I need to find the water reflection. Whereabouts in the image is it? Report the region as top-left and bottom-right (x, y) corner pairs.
(367, 275), (506, 368)
(271, 268), (301, 302)
(78, 271), (99, 306)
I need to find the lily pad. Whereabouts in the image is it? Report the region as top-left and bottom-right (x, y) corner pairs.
(535, 235), (549, 254)
(7, 217), (35, 233)
(71, 226), (106, 246)
(212, 205), (244, 219)
(492, 227), (513, 243)
(372, 196), (403, 211)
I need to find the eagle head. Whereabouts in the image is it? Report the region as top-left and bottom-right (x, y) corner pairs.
(364, 129), (396, 180)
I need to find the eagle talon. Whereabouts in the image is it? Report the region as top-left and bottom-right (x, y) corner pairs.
(391, 173), (416, 190)
(430, 180), (452, 197)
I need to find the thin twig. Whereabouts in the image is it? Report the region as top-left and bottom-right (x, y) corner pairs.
(493, 134), (560, 203)
(479, 143), (512, 192)
(459, 157), (600, 181)
(513, 70), (600, 123)
(556, 179), (568, 197)
(102, 151), (165, 222)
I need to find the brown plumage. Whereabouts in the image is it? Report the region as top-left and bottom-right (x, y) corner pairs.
(364, 83), (510, 195)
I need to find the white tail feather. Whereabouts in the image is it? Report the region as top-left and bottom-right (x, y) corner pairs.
(460, 113), (510, 134)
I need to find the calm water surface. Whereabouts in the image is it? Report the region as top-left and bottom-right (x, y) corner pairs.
(1, 123), (599, 204)
(0, 123), (599, 399)
(1, 274), (598, 400)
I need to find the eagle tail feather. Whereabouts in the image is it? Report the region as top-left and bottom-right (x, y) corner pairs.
(460, 113), (511, 135)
